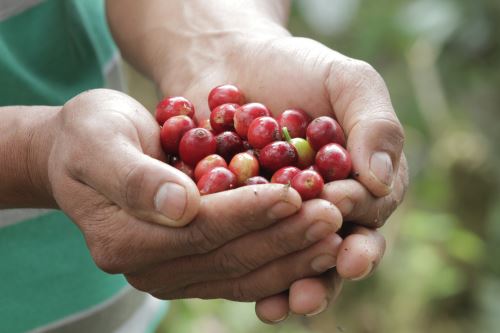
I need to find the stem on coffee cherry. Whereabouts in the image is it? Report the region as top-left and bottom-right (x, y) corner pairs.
(282, 127), (292, 142)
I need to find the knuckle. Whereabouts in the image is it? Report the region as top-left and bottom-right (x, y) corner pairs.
(230, 280), (253, 302)
(65, 88), (126, 108)
(212, 250), (254, 278)
(186, 225), (216, 254)
(348, 59), (382, 83)
(269, 229), (297, 255)
(382, 116), (406, 144)
(151, 289), (178, 300)
(331, 58), (383, 93)
(122, 162), (147, 210)
(399, 154), (410, 196)
(370, 195), (399, 228)
(86, 231), (131, 274)
(91, 247), (127, 274)
(125, 274), (150, 293)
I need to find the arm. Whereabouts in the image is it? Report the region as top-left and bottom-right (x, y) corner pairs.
(106, 0), (290, 98)
(106, 0), (407, 322)
(0, 106), (57, 208)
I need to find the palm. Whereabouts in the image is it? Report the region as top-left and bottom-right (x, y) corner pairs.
(184, 36), (336, 122)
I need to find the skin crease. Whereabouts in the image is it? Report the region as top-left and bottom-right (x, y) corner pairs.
(106, 0), (409, 323)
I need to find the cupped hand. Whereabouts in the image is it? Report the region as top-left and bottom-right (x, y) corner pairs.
(43, 88), (346, 302)
(164, 35), (408, 321)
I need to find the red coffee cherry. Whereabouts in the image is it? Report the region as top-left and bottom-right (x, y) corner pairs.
(197, 167), (237, 195)
(210, 103), (239, 133)
(291, 170), (324, 200)
(234, 103), (271, 139)
(315, 143), (352, 181)
(160, 115), (196, 154)
(306, 116), (346, 151)
(247, 116), (281, 149)
(179, 128), (217, 166)
(208, 84), (245, 111)
(156, 96), (195, 126)
(258, 141), (297, 172)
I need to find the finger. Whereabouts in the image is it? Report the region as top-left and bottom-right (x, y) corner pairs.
(62, 89), (200, 227)
(320, 154), (409, 227)
(127, 199), (341, 292)
(336, 226), (386, 280)
(289, 270), (343, 316)
(182, 184), (301, 253)
(156, 234), (343, 301)
(69, 182), (301, 275)
(327, 59), (405, 197)
(255, 293), (290, 324)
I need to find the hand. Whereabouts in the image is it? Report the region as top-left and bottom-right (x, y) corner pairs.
(41, 88), (347, 302)
(162, 35), (408, 321)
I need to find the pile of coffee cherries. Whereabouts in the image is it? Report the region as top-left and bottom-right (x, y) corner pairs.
(156, 84), (352, 200)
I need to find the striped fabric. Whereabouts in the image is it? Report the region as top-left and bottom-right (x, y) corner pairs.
(0, 1), (166, 332)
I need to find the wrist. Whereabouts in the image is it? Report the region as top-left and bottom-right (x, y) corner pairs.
(27, 106), (60, 208)
(0, 106), (59, 208)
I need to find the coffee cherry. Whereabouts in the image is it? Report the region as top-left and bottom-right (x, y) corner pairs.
(234, 103), (271, 139)
(291, 138), (315, 168)
(160, 115), (196, 154)
(179, 128), (216, 166)
(282, 127), (315, 169)
(197, 167), (237, 195)
(208, 84), (246, 111)
(259, 141), (297, 172)
(156, 96), (195, 126)
(210, 103), (238, 133)
(229, 152), (260, 186)
(194, 154), (227, 182)
(291, 170), (324, 200)
(315, 143), (352, 181)
(306, 116), (346, 150)
(215, 131), (244, 162)
(247, 116), (281, 149)
(271, 166), (301, 185)
(277, 109), (311, 138)
(244, 176), (270, 185)
(172, 159), (194, 179)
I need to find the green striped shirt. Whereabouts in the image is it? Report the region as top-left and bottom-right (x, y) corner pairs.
(0, 1), (166, 332)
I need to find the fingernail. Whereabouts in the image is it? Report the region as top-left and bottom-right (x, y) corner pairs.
(370, 152), (393, 188)
(268, 201), (299, 219)
(154, 182), (187, 221)
(350, 262), (374, 281)
(336, 198), (354, 216)
(305, 299), (328, 317)
(306, 221), (334, 242)
(269, 312), (288, 323)
(311, 254), (336, 273)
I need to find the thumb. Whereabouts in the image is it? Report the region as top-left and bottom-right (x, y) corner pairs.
(329, 60), (405, 197)
(74, 142), (200, 227)
(119, 152), (201, 227)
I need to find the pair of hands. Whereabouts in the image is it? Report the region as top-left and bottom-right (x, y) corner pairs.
(38, 35), (408, 323)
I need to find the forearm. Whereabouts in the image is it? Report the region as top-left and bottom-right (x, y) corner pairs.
(106, 0), (291, 94)
(0, 106), (58, 208)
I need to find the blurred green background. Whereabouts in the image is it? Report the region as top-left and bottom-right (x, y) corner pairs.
(127, 0), (500, 332)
